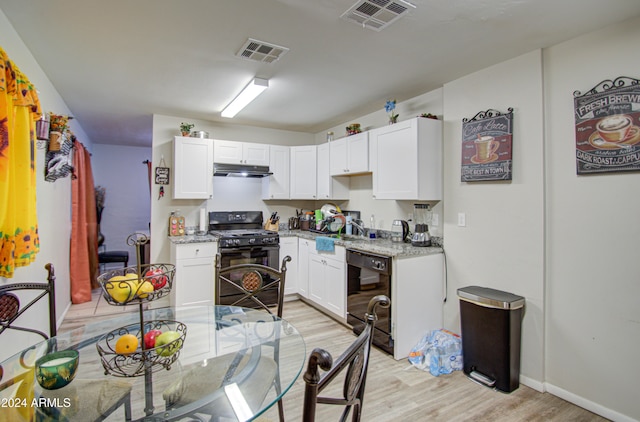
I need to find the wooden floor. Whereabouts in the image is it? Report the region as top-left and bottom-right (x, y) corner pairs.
(60, 295), (608, 422)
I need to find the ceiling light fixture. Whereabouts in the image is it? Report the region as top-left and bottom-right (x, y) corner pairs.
(221, 78), (269, 118)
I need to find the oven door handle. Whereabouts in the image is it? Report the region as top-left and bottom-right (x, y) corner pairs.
(219, 245), (280, 253)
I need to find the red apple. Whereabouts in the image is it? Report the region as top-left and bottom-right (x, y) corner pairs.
(145, 268), (167, 290)
(144, 329), (163, 349)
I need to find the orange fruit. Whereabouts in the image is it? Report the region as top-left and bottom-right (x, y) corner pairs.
(115, 334), (139, 355)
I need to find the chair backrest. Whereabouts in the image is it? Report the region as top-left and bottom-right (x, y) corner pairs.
(302, 295), (390, 422)
(0, 263), (57, 340)
(215, 254), (291, 318)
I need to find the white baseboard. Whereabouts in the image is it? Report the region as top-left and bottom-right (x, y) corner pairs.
(519, 374), (545, 392)
(57, 302), (71, 330)
(545, 382), (637, 422)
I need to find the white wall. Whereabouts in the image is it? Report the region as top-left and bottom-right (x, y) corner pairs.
(0, 9), (92, 360)
(543, 17), (640, 421)
(92, 144), (152, 264)
(442, 50), (546, 385)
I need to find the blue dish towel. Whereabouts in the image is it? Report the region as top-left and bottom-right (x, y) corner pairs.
(316, 237), (335, 252)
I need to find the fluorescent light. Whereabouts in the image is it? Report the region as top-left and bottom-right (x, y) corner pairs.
(221, 77), (269, 118)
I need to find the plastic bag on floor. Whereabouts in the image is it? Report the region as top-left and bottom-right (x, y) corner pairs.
(408, 329), (463, 376)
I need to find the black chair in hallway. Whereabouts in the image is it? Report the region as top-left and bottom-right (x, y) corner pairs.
(302, 295), (390, 422)
(98, 249), (129, 269)
(97, 204), (129, 270)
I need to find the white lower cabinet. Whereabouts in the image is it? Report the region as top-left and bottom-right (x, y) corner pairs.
(392, 253), (444, 360)
(306, 241), (346, 319)
(279, 236), (298, 295)
(170, 242), (217, 307)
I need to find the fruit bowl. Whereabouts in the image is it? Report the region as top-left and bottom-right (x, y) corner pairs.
(97, 263), (175, 306)
(96, 320), (186, 377)
(35, 350), (79, 390)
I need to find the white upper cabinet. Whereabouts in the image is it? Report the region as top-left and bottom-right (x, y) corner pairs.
(262, 145), (290, 200)
(370, 117), (442, 200)
(317, 143), (349, 200)
(290, 145), (317, 199)
(173, 136), (213, 199)
(214, 140), (269, 166)
(329, 132), (369, 176)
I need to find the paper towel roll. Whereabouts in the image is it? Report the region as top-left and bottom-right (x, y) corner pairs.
(199, 208), (206, 232)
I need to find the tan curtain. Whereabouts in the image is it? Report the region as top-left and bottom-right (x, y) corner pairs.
(0, 46), (41, 278)
(69, 141), (98, 303)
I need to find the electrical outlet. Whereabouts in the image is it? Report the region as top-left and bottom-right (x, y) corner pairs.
(457, 212), (466, 227)
(432, 213), (439, 226)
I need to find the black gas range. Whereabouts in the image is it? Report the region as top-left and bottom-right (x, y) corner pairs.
(209, 211), (280, 308)
(208, 211), (279, 248)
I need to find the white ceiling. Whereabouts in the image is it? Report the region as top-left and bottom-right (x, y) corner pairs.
(2, 0), (640, 147)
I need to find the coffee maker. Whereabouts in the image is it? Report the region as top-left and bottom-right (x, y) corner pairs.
(411, 204), (432, 247)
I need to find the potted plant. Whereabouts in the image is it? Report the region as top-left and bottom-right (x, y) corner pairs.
(180, 122), (194, 136)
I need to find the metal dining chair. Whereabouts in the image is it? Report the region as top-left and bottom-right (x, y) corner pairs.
(0, 262), (57, 341)
(0, 263), (133, 422)
(162, 255), (291, 422)
(302, 295), (390, 422)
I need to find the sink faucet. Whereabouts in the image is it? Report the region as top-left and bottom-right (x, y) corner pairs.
(350, 219), (366, 237)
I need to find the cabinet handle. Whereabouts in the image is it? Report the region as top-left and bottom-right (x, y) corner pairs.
(195, 249), (199, 255)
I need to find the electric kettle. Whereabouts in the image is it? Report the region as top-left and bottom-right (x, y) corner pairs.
(391, 220), (410, 243)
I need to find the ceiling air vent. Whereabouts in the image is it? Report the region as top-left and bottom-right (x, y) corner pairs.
(341, 0), (412, 31)
(236, 38), (290, 64)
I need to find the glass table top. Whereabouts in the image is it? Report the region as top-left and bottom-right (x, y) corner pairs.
(0, 305), (306, 421)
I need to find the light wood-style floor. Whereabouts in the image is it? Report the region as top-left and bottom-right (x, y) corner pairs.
(61, 293), (608, 421)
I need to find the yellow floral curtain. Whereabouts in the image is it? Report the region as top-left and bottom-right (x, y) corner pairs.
(0, 46), (41, 278)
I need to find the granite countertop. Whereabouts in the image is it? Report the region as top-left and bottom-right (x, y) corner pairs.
(169, 230), (442, 258)
(168, 233), (219, 244)
(280, 230), (442, 258)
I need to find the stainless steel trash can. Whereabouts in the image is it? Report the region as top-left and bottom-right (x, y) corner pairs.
(457, 286), (525, 393)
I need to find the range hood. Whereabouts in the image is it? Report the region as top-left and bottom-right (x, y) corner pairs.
(213, 163), (273, 178)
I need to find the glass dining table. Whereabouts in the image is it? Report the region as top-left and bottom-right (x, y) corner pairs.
(0, 305), (306, 421)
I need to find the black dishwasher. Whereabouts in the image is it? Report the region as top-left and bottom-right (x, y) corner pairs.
(346, 249), (393, 355)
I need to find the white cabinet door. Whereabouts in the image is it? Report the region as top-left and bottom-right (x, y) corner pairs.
(262, 145), (290, 200)
(290, 146), (317, 199)
(297, 239), (311, 298)
(329, 138), (348, 176)
(330, 132), (369, 175)
(318, 143), (349, 200)
(307, 245), (346, 319)
(170, 242), (217, 307)
(279, 236), (298, 295)
(347, 132), (369, 174)
(213, 139), (243, 164)
(174, 257), (215, 306)
(173, 136), (213, 199)
(214, 140), (269, 165)
(371, 118), (442, 200)
(324, 256), (345, 318)
(308, 254), (326, 304)
(243, 143), (269, 166)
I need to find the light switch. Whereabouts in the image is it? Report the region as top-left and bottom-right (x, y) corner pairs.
(457, 212), (466, 227)
(432, 213), (439, 226)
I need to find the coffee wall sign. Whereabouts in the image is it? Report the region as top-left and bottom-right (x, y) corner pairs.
(574, 76), (640, 175)
(461, 108), (514, 182)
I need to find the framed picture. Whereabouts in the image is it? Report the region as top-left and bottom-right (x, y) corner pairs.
(155, 167), (170, 185)
(461, 108), (513, 182)
(574, 76), (640, 175)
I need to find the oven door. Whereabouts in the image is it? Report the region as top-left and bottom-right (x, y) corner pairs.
(216, 245), (280, 308)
